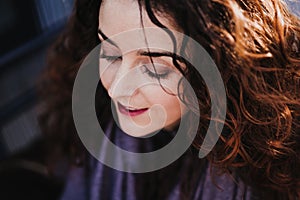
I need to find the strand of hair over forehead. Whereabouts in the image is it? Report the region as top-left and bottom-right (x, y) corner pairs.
(135, 0), (190, 100)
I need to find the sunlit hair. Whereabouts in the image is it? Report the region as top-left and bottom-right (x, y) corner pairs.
(39, 0), (300, 199)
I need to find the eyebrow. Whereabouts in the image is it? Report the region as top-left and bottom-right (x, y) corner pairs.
(139, 50), (175, 58)
(139, 51), (185, 63)
(98, 28), (184, 61)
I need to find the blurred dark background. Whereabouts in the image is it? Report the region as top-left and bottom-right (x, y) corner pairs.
(0, 1), (74, 198)
(0, 0), (299, 171)
(0, 0), (74, 160)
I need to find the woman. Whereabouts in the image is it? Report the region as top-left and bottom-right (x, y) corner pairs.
(39, 0), (300, 199)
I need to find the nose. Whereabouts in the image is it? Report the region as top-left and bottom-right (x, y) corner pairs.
(107, 62), (139, 99)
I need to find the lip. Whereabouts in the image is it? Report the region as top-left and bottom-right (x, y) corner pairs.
(117, 102), (148, 117)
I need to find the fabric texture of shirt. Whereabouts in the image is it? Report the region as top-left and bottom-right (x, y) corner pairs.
(60, 122), (258, 200)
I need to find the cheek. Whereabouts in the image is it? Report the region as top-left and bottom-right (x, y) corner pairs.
(99, 62), (116, 92)
(165, 97), (182, 120)
(99, 75), (110, 93)
(142, 88), (183, 119)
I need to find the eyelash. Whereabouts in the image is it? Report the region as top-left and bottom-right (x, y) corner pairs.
(142, 65), (170, 79)
(99, 54), (122, 62)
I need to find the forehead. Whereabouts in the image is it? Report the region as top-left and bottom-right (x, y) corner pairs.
(98, 0), (183, 53)
(99, 0), (180, 36)
(99, 0), (141, 36)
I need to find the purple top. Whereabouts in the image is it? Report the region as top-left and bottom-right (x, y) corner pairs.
(60, 123), (258, 200)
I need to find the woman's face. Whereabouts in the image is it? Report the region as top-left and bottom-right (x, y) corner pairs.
(98, 0), (187, 137)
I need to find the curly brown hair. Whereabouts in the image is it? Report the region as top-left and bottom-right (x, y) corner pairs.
(39, 0), (300, 199)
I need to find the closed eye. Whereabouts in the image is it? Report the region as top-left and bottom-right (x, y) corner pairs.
(141, 64), (170, 79)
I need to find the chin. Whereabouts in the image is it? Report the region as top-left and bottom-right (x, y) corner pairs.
(119, 121), (163, 138)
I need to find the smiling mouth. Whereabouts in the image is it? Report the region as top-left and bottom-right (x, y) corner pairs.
(117, 102), (149, 117)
